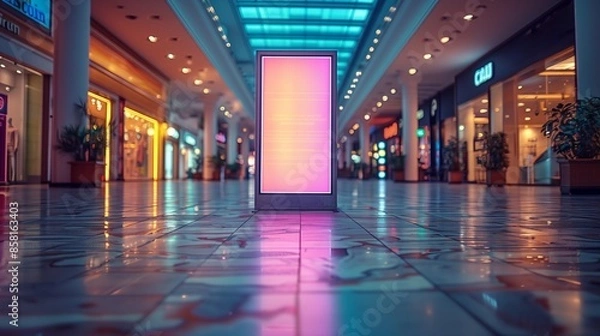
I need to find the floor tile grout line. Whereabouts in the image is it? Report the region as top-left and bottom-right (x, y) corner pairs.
(338, 209), (502, 336)
(126, 208), (260, 335)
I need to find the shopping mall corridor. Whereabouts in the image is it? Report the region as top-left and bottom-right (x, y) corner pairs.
(1, 180), (600, 335)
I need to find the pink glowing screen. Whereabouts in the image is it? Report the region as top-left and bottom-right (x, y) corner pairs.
(260, 55), (333, 194)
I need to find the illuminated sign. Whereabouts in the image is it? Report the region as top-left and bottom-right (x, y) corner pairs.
(184, 134), (196, 146)
(417, 128), (426, 138)
(215, 132), (226, 144)
(256, 51), (336, 210)
(474, 62), (493, 87)
(0, 11), (20, 35)
(383, 122), (398, 140)
(2, 0), (50, 30)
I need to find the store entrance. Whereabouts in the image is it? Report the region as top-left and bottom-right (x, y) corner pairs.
(458, 94), (489, 183)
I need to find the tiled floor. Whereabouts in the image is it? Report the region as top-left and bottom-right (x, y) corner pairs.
(1, 180), (600, 335)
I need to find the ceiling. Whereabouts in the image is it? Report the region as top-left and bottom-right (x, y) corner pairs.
(91, 0), (566, 139)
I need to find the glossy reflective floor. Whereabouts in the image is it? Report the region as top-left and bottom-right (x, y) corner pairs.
(1, 180), (600, 335)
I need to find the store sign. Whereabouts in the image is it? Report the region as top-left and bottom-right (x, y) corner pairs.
(215, 132), (226, 143)
(2, 0), (50, 30)
(474, 62), (493, 87)
(256, 51), (336, 210)
(0, 11), (20, 35)
(184, 133), (196, 146)
(383, 122), (398, 140)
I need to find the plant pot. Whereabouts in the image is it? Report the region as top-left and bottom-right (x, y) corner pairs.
(192, 172), (203, 180)
(486, 170), (506, 187)
(392, 170), (404, 182)
(558, 159), (600, 194)
(447, 171), (462, 184)
(211, 169), (221, 181)
(69, 162), (104, 187)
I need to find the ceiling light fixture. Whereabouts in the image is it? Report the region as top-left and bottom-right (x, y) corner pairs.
(376, 101), (382, 107)
(339, 105), (344, 111)
(463, 14), (474, 21)
(390, 88), (397, 94)
(366, 54), (371, 60)
(440, 36), (451, 44)
(525, 116), (531, 121)
(369, 46), (375, 53)
(356, 71), (362, 76)
(525, 108), (532, 112)
(423, 53), (432, 60)
(167, 53), (175, 59)
(347, 89), (353, 94)
(353, 78), (359, 83)
(16, 69), (22, 74)
(350, 84), (356, 89)
(518, 102), (525, 107)
(364, 114), (371, 120)
(373, 38), (379, 44)
(0, 64), (5, 68)
(344, 95), (350, 100)
(203, 88), (210, 94)
(372, 107), (377, 112)
(226, 43), (231, 48)
(408, 68), (418, 75)
(382, 95), (388, 102)
(481, 99), (488, 104)
(181, 67), (191, 74)
(480, 108), (488, 113)
(518, 85), (523, 90)
(148, 35), (158, 42)
(194, 79), (203, 86)
(375, 29), (381, 35)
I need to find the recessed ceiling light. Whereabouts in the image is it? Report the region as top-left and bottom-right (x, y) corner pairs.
(203, 88), (210, 94)
(364, 114), (371, 120)
(518, 85), (523, 90)
(365, 54), (371, 60)
(372, 107), (377, 112)
(408, 68), (418, 75)
(226, 42), (231, 48)
(344, 95), (350, 100)
(350, 84), (356, 89)
(481, 99), (488, 104)
(349, 129), (355, 135)
(181, 67), (191, 74)
(194, 79), (203, 86)
(518, 102), (525, 107)
(463, 14), (474, 21)
(16, 69), (22, 74)
(353, 78), (359, 83)
(382, 95), (388, 102)
(376, 101), (382, 107)
(375, 29), (381, 35)
(356, 71), (362, 76)
(369, 46), (375, 53)
(525, 116), (531, 121)
(347, 89), (353, 94)
(219, 106), (225, 111)
(390, 88), (397, 94)
(167, 53), (175, 59)
(525, 108), (532, 112)
(148, 35), (158, 42)
(373, 38), (379, 44)
(480, 108), (488, 113)
(339, 105), (343, 111)
(0, 64), (5, 68)
(440, 36), (451, 44)
(423, 53), (432, 60)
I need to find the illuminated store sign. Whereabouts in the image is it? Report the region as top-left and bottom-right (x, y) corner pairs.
(256, 51), (336, 210)
(2, 0), (50, 30)
(383, 122), (398, 140)
(0, 11), (20, 35)
(474, 62), (493, 87)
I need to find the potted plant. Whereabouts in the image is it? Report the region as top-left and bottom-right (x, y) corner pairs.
(390, 155), (405, 182)
(225, 162), (242, 179)
(542, 97), (600, 194)
(55, 123), (107, 187)
(480, 132), (510, 187)
(443, 137), (462, 183)
(207, 155), (224, 181)
(192, 155), (203, 180)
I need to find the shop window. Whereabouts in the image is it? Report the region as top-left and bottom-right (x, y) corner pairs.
(123, 108), (159, 180)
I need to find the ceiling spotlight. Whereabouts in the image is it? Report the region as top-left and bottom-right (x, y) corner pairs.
(463, 14), (474, 21)
(339, 105), (344, 111)
(353, 78), (359, 83)
(423, 53), (432, 60)
(350, 84), (356, 89)
(376, 101), (382, 107)
(219, 106), (225, 111)
(525, 108), (532, 112)
(481, 99), (488, 104)
(364, 114), (371, 120)
(518, 102), (525, 107)
(167, 53), (175, 60)
(440, 36), (451, 44)
(16, 69), (22, 74)
(356, 71), (362, 76)
(390, 88), (397, 94)
(148, 35), (158, 42)
(384, 16), (392, 22)
(518, 85), (523, 90)
(0, 64), (5, 68)
(226, 43), (231, 48)
(366, 54), (371, 60)
(525, 116), (531, 121)
(375, 29), (381, 35)
(352, 123), (360, 130)
(347, 89), (353, 94)
(408, 68), (418, 75)
(382, 95), (388, 102)
(480, 108), (488, 113)
(194, 79), (203, 86)
(369, 46), (375, 53)
(349, 129), (355, 135)
(373, 38), (379, 44)
(344, 95), (350, 100)
(203, 88), (210, 94)
(181, 67), (191, 74)
(372, 107), (377, 112)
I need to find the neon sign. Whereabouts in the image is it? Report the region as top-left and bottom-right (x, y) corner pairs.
(474, 62), (493, 87)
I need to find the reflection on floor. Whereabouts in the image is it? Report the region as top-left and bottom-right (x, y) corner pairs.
(1, 180), (600, 335)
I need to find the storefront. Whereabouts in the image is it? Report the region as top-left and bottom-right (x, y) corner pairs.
(164, 126), (179, 180)
(371, 119), (401, 179)
(179, 130), (200, 178)
(87, 92), (112, 181)
(0, 3), (52, 184)
(123, 107), (159, 180)
(455, 0), (574, 185)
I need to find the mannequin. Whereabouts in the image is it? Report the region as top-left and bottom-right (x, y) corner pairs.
(7, 118), (18, 182)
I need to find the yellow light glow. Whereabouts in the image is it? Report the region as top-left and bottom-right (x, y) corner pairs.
(124, 107), (160, 180)
(88, 92), (111, 181)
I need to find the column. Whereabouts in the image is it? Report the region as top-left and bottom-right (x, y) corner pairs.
(226, 116), (239, 164)
(241, 131), (250, 179)
(575, 0), (600, 98)
(345, 136), (353, 170)
(51, 0), (91, 184)
(203, 98), (219, 180)
(359, 120), (370, 179)
(401, 73), (420, 182)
